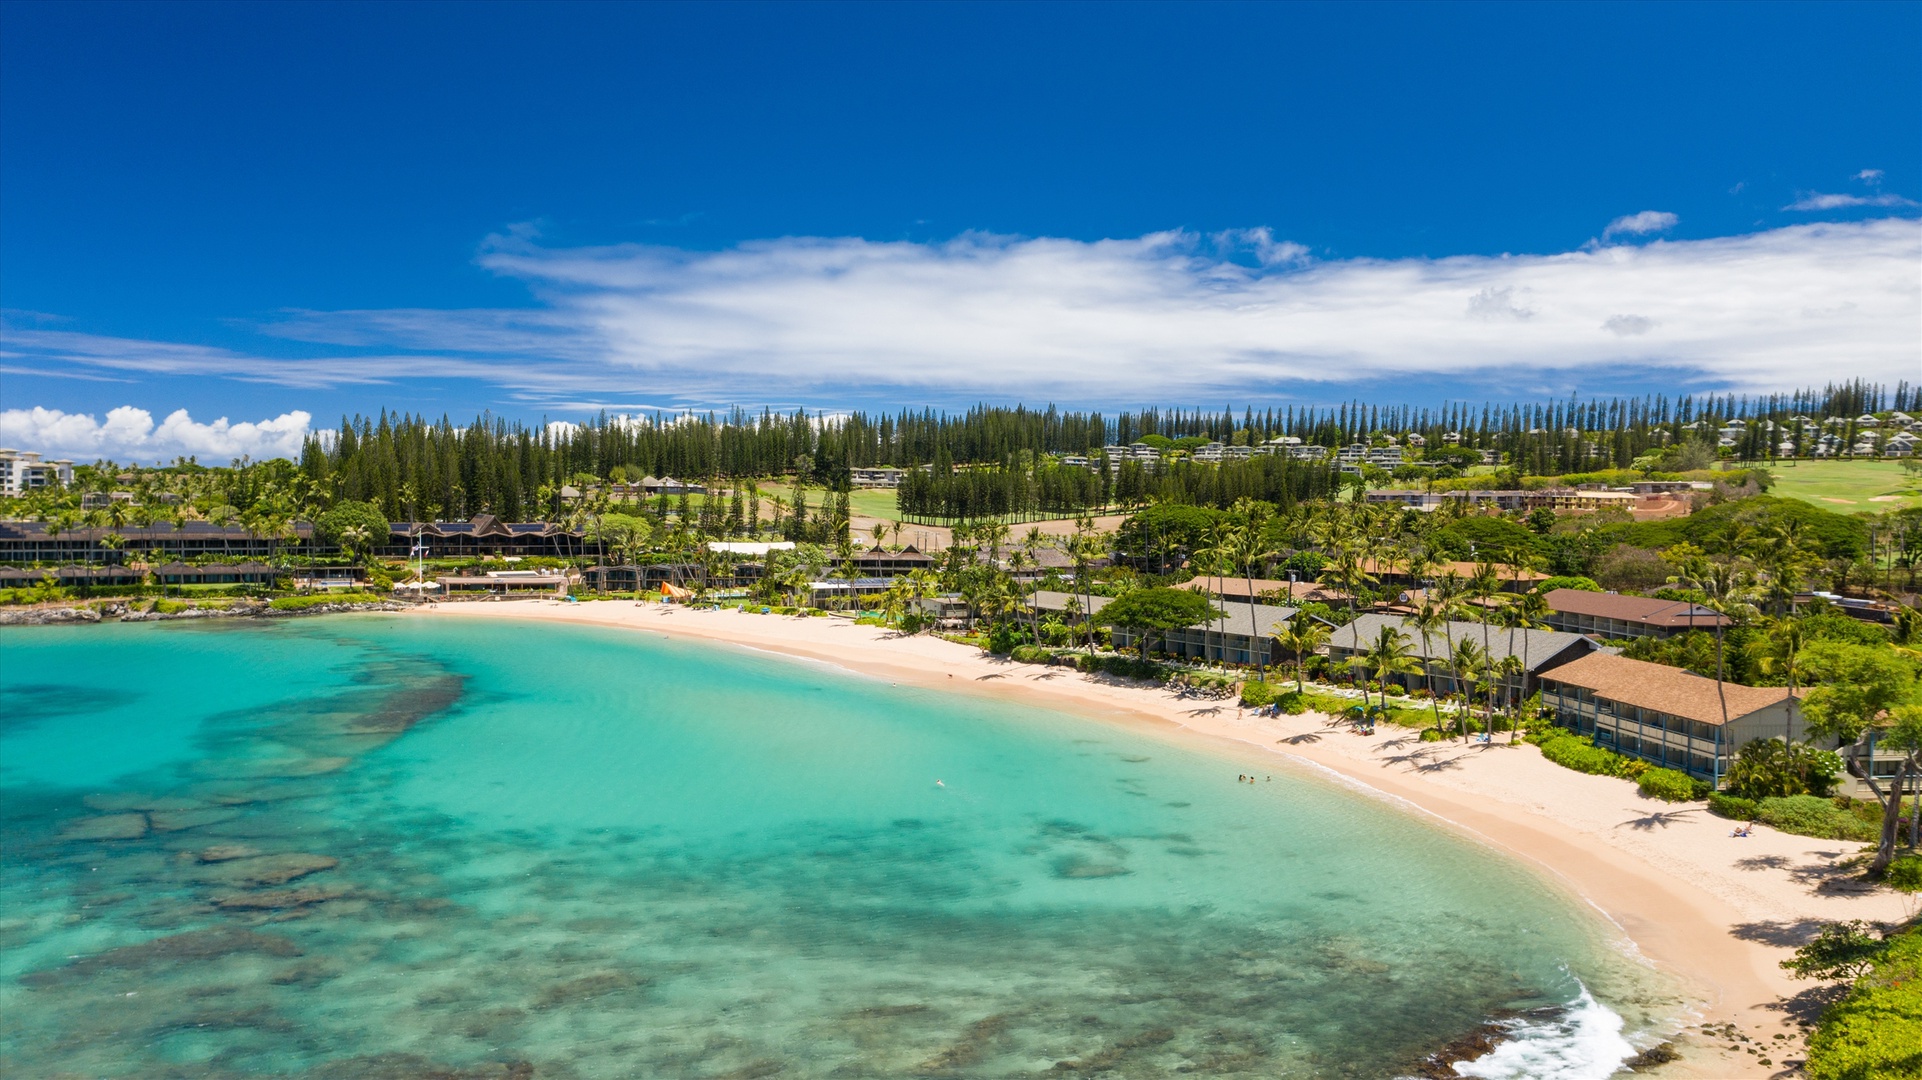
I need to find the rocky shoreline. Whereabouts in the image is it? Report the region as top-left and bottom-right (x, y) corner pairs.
(0, 600), (407, 626)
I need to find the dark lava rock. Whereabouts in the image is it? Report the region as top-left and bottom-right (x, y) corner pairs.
(195, 853), (339, 887)
(300, 1054), (535, 1080)
(214, 884), (350, 910)
(148, 807), (243, 832)
(197, 844), (264, 862)
(1409, 1013), (1523, 1079)
(530, 970), (648, 1009)
(21, 927), (302, 985)
(0, 607), (101, 625)
(1052, 857), (1131, 879)
(1624, 1042), (1681, 1069)
(83, 793), (206, 813)
(57, 812), (150, 841)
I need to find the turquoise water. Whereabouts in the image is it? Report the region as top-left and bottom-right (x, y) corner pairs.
(0, 616), (1678, 1077)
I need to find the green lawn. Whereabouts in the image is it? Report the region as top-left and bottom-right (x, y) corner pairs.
(1761, 460), (1922, 510)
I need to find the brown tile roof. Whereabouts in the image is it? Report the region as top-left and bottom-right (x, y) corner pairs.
(1544, 589), (1730, 629)
(1359, 558), (1551, 582)
(1538, 652), (1800, 726)
(1174, 576), (1351, 603)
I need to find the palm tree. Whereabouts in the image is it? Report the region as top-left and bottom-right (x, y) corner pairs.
(1197, 520), (1240, 663)
(1508, 589), (1553, 740)
(878, 576), (914, 628)
(1349, 624), (1421, 713)
(1666, 546), (1754, 730)
(1447, 636), (1487, 742)
(1231, 498), (1277, 680)
(1402, 600), (1450, 734)
(1756, 616), (1809, 745)
(1271, 611), (1330, 694)
(1493, 654), (1525, 734)
(1468, 558), (1504, 663)
(1064, 516), (1106, 660)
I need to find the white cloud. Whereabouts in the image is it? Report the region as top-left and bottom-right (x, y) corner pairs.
(1601, 314), (1655, 336)
(1855, 169), (1884, 183)
(1602, 210), (1679, 239)
(0, 327), (510, 389)
(453, 219), (1918, 398)
(1465, 286), (1536, 321)
(1784, 192), (1918, 211)
(0, 406), (312, 464)
(1211, 227), (1311, 267)
(9, 219), (1921, 404)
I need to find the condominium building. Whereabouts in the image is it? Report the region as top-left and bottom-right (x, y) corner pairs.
(0, 449), (75, 497)
(1539, 652), (1804, 785)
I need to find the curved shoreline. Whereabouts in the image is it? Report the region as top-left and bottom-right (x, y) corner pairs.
(395, 600), (1903, 1076)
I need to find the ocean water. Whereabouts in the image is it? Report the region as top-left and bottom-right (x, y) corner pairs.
(0, 616), (1680, 1078)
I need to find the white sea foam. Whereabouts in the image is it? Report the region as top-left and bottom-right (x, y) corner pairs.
(1451, 984), (1637, 1080)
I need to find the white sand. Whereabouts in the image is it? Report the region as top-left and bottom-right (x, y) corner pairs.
(406, 599), (1910, 1076)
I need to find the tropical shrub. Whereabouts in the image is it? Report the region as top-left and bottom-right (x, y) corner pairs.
(1008, 644), (1053, 664)
(1804, 926), (1922, 1080)
(1638, 768), (1699, 802)
(1707, 793), (1758, 821)
(1755, 796), (1878, 842)
(1239, 680), (1277, 708)
(985, 622), (1025, 655)
(1419, 727), (1447, 742)
(1172, 671), (1238, 695)
(153, 598), (189, 615)
(1537, 575), (1603, 593)
(1722, 739), (1844, 800)
(1886, 855), (1922, 893)
(1533, 731), (1648, 779)
(1270, 691), (1308, 715)
(1074, 654), (1169, 682)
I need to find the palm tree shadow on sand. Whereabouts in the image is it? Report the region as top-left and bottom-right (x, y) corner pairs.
(1617, 807), (1703, 831)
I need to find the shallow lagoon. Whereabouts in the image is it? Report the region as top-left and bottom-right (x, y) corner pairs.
(0, 616), (1678, 1077)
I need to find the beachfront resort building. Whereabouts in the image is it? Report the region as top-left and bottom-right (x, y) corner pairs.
(1540, 589), (1732, 641)
(1171, 575), (1351, 606)
(1111, 601), (1300, 668)
(855, 545), (938, 576)
(0, 565), (144, 589)
(1325, 614), (1605, 702)
(1028, 589), (1110, 624)
(0, 449), (75, 497)
(1537, 652), (1804, 785)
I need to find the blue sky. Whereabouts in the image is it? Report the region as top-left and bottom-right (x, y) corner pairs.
(2, 1), (1918, 461)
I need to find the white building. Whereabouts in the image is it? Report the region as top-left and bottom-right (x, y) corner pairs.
(0, 449), (75, 497)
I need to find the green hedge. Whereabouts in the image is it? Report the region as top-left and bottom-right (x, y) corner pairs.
(1755, 796), (1879, 842)
(267, 592), (384, 612)
(1074, 654), (1169, 682)
(1708, 793), (1758, 820)
(1532, 731), (1648, 779)
(1887, 855), (1922, 893)
(1637, 767), (1700, 802)
(1806, 927), (1922, 1080)
(1270, 691), (1309, 715)
(1009, 644), (1058, 664)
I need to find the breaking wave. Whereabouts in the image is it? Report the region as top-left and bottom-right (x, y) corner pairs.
(1451, 983), (1638, 1080)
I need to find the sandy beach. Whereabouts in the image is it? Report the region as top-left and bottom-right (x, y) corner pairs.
(407, 599), (1910, 1078)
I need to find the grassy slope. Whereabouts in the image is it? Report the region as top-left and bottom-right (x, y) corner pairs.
(1762, 460), (1922, 510)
